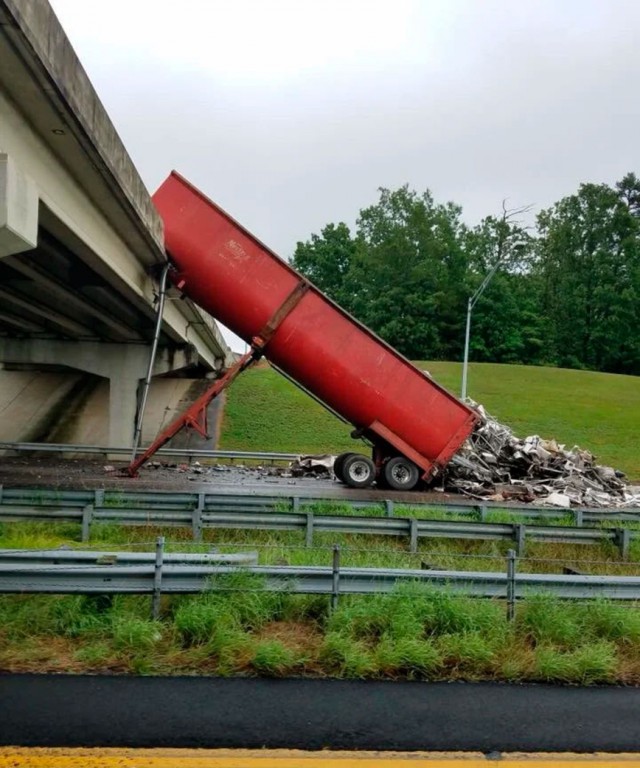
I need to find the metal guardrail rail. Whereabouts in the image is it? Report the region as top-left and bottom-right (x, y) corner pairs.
(1, 548), (640, 602)
(0, 442), (298, 462)
(0, 487), (637, 557)
(2, 486), (638, 523)
(0, 549), (258, 566)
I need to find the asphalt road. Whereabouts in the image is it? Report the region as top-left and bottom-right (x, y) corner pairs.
(0, 457), (464, 505)
(1, 675), (640, 752)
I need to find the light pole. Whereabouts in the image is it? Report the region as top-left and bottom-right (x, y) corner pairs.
(461, 202), (530, 402)
(460, 259), (502, 402)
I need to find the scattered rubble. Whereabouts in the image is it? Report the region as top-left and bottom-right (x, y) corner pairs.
(145, 459), (321, 483)
(126, 421), (637, 509)
(446, 404), (640, 508)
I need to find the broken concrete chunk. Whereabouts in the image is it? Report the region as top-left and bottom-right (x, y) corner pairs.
(541, 492), (572, 508)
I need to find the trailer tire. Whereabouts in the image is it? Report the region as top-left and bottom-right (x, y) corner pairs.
(342, 454), (376, 488)
(384, 456), (420, 491)
(333, 452), (355, 482)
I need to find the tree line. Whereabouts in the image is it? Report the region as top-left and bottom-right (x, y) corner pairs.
(291, 173), (640, 375)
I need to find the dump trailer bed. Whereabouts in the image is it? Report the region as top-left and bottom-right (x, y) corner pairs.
(144, 172), (478, 489)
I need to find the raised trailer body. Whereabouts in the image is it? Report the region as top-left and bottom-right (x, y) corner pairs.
(144, 172), (478, 489)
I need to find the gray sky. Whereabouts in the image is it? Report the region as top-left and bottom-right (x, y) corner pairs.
(50, 0), (640, 349)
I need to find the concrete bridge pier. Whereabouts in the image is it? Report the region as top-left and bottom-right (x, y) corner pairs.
(0, 338), (199, 449)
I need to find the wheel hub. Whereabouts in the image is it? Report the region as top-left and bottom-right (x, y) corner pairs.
(391, 465), (410, 483)
(349, 460), (371, 479)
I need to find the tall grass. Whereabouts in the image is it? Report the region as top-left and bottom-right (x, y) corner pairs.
(0, 582), (639, 683)
(2, 518), (640, 682)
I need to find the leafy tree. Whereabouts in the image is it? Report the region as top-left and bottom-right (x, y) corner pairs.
(351, 185), (468, 359)
(292, 222), (356, 308)
(464, 214), (548, 365)
(289, 174), (640, 375)
(537, 181), (640, 374)
(616, 172), (640, 217)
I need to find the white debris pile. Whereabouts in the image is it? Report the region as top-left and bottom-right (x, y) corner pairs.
(446, 404), (640, 508)
(289, 454), (335, 477)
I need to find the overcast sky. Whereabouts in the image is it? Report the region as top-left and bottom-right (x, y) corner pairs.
(50, 0), (640, 349)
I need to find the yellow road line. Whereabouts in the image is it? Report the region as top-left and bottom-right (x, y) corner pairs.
(2, 749), (640, 767)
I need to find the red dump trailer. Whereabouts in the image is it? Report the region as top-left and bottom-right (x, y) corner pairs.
(130, 172), (478, 490)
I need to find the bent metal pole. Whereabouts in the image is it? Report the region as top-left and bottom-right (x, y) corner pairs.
(131, 262), (170, 462)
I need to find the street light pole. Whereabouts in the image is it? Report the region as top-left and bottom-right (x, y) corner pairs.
(461, 296), (472, 402)
(460, 201), (531, 402)
(460, 258), (502, 401)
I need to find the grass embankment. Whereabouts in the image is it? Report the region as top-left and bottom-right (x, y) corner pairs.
(220, 362), (354, 455)
(2, 577), (639, 684)
(220, 361), (639, 480)
(3, 519), (640, 683)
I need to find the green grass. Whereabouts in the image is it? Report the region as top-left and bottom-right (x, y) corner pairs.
(2, 585), (639, 684)
(219, 362), (354, 455)
(4, 518), (640, 577)
(251, 639), (304, 676)
(4, 519), (640, 683)
(220, 361), (639, 480)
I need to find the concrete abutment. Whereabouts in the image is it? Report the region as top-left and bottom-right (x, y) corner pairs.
(0, 338), (200, 449)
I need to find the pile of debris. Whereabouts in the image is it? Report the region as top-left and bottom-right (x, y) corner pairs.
(446, 405), (640, 508)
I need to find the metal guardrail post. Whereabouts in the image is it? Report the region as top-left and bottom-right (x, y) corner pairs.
(506, 548), (517, 622)
(514, 523), (526, 557)
(478, 505), (487, 522)
(292, 496), (300, 514)
(81, 505), (93, 543)
(192, 493), (204, 542)
(573, 509), (584, 527)
(152, 536), (165, 620)
(616, 528), (630, 561)
(331, 545), (340, 612)
(384, 500), (394, 517)
(305, 512), (314, 548)
(409, 518), (419, 554)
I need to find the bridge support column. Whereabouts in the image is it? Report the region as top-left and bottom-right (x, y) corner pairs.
(0, 338), (198, 450)
(102, 347), (150, 449)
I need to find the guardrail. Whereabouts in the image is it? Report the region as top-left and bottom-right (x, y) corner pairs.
(0, 549), (258, 566)
(2, 487), (638, 524)
(0, 487), (636, 558)
(0, 442), (298, 463)
(2, 545), (640, 620)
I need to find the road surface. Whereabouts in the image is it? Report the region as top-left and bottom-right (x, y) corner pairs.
(1, 675), (639, 752)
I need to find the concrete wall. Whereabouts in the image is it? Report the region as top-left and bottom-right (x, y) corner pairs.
(0, 369), (215, 448)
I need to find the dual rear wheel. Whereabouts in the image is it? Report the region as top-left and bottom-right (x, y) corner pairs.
(383, 456), (420, 490)
(334, 452), (376, 489)
(334, 452), (420, 491)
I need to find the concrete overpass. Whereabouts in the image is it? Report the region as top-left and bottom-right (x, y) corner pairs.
(0, 0), (234, 449)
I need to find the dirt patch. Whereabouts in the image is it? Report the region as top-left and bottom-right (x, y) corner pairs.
(257, 620), (324, 655)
